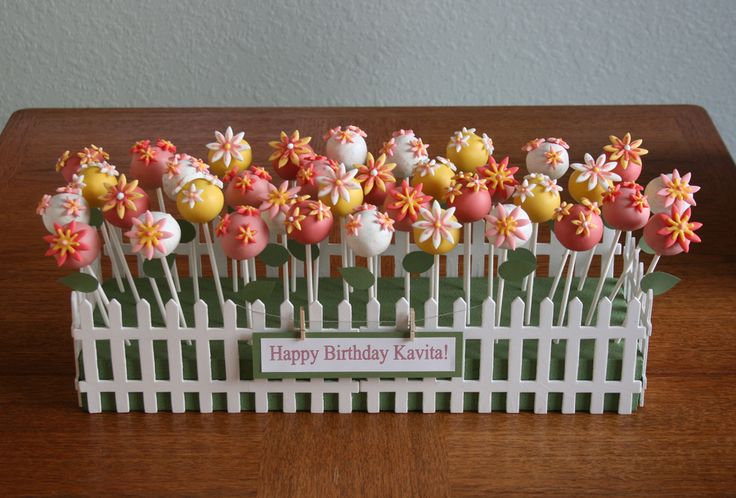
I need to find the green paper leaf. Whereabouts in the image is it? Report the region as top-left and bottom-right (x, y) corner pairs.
(287, 240), (319, 262)
(59, 272), (99, 292)
(640, 272), (680, 296)
(89, 208), (103, 228)
(506, 247), (537, 267)
(340, 267), (375, 290)
(402, 251), (435, 273)
(142, 254), (176, 279)
(638, 238), (656, 255)
(178, 219), (197, 244)
(258, 243), (290, 267)
(238, 280), (276, 303)
(498, 259), (536, 283)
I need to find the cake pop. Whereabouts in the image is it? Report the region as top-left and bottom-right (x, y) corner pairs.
(513, 173), (562, 223)
(56, 145), (109, 183)
(568, 153), (621, 204)
(317, 163), (363, 216)
(644, 169), (700, 214)
(44, 221), (100, 270)
(285, 199), (334, 246)
(410, 156), (455, 200)
(259, 180), (303, 235)
(643, 207), (702, 257)
(297, 155), (336, 199)
(100, 174), (149, 229)
(268, 130), (313, 180)
(379, 129), (429, 178)
(356, 152), (396, 206)
(161, 154), (212, 200)
(384, 180), (432, 232)
(602, 182), (650, 231)
(39, 190), (90, 233)
(176, 177), (225, 224)
(206, 126), (252, 178)
(130, 139), (177, 189)
(345, 205), (395, 258)
(603, 133), (648, 182)
(217, 206), (270, 261)
(224, 166), (272, 209)
(78, 161), (120, 208)
(478, 156), (518, 203)
(324, 125), (368, 169)
(446, 172), (492, 223)
(446, 127), (492, 173)
(523, 137), (570, 179)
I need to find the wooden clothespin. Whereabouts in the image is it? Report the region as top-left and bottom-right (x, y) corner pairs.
(299, 306), (306, 341)
(408, 308), (416, 341)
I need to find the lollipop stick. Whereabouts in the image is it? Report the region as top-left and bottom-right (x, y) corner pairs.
(635, 254), (661, 300)
(92, 287), (110, 327)
(487, 241), (494, 300)
(585, 229), (622, 325)
(306, 244), (315, 303)
(524, 223), (539, 325)
(463, 224), (471, 324)
(608, 246), (638, 302)
(404, 233), (411, 302)
(148, 276), (167, 325)
(313, 242), (320, 302)
(243, 258), (253, 326)
(155, 188), (166, 212)
(103, 221), (141, 303)
(162, 257), (187, 328)
(548, 249), (570, 301)
(280, 234), (290, 302)
(557, 251), (577, 326)
(191, 225), (200, 302)
(84, 266), (109, 306)
(250, 258), (257, 282)
(495, 249), (506, 326)
(340, 218), (349, 302)
(231, 259), (238, 293)
(433, 254), (440, 302)
(576, 249), (595, 291)
(99, 223), (124, 292)
(201, 223), (225, 311)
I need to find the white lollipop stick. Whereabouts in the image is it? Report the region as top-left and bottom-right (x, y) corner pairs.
(463, 224), (472, 324)
(243, 257), (253, 326)
(635, 254), (661, 301)
(585, 229), (622, 325)
(524, 223), (539, 325)
(82, 266), (110, 327)
(201, 223), (225, 312)
(280, 234), (290, 303)
(162, 257), (187, 327)
(99, 223), (124, 292)
(147, 276), (167, 324)
(340, 218), (349, 302)
(433, 254), (440, 302)
(231, 259), (238, 293)
(607, 246), (638, 302)
(155, 187), (181, 292)
(250, 258), (257, 282)
(576, 249), (595, 291)
(557, 251), (577, 326)
(487, 241), (494, 300)
(495, 249), (506, 326)
(404, 233), (411, 302)
(548, 249), (570, 301)
(313, 242), (320, 301)
(306, 244), (315, 303)
(84, 266), (109, 306)
(103, 221), (141, 303)
(191, 225), (200, 302)
(92, 286), (110, 327)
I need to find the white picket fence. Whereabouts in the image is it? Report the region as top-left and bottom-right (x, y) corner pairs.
(72, 225), (653, 414)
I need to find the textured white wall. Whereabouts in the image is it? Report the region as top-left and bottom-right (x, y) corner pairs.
(1, 0), (734, 154)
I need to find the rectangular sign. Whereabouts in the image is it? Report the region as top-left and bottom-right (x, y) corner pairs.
(252, 332), (464, 379)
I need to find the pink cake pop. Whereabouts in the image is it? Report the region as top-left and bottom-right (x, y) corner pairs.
(100, 174), (150, 229)
(445, 172), (492, 223)
(216, 206), (270, 260)
(284, 199), (334, 245)
(356, 153), (396, 206)
(554, 202), (604, 252)
(44, 221), (100, 270)
(224, 166), (272, 209)
(601, 182), (650, 231)
(297, 155), (337, 199)
(644, 169), (700, 214)
(56, 145), (109, 183)
(383, 180), (433, 232)
(603, 133), (648, 182)
(344, 204), (395, 257)
(643, 207), (702, 256)
(130, 139), (177, 189)
(478, 156), (519, 203)
(268, 130), (314, 180)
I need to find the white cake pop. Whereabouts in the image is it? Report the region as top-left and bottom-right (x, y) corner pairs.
(523, 137), (570, 179)
(484, 203), (533, 250)
(644, 169), (700, 214)
(125, 210), (181, 259)
(39, 191), (90, 233)
(380, 129), (429, 179)
(161, 154), (211, 200)
(344, 205), (395, 257)
(324, 125), (368, 170)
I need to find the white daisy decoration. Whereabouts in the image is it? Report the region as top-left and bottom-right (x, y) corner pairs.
(481, 133), (494, 155)
(540, 176), (562, 194)
(206, 126), (250, 167)
(317, 163), (360, 205)
(413, 200), (462, 249)
(414, 158), (439, 177)
(180, 182), (204, 209)
(571, 153), (621, 190)
(449, 131), (470, 152)
(513, 178), (536, 203)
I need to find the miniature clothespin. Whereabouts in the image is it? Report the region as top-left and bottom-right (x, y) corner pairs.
(408, 308), (416, 341)
(299, 306), (306, 341)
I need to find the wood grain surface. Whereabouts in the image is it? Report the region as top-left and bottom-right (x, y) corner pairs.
(0, 106), (734, 496)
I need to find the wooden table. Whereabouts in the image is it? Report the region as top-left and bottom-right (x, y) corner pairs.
(1, 106), (734, 496)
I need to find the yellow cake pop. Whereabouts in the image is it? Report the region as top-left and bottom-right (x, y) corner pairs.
(513, 173), (562, 223)
(317, 163), (364, 217)
(445, 127), (492, 173)
(410, 157), (456, 200)
(413, 200), (462, 255)
(568, 153), (621, 204)
(78, 162), (119, 208)
(176, 177), (225, 224)
(206, 126), (252, 178)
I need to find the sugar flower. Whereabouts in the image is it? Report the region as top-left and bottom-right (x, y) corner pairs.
(345, 213), (362, 235)
(180, 182), (204, 209)
(356, 153), (396, 194)
(409, 137), (429, 158)
(268, 130), (312, 169)
(513, 178), (535, 203)
(236, 224), (258, 245)
(657, 207), (702, 252)
(375, 211), (395, 233)
(44, 221), (89, 267)
(571, 210), (597, 237)
(413, 200), (462, 249)
(36, 194), (52, 215)
(657, 169), (700, 212)
(387, 180), (431, 222)
(603, 133), (648, 170)
(571, 153), (621, 190)
(206, 126), (249, 167)
(260, 181), (302, 219)
(317, 163), (360, 205)
(478, 156), (518, 193)
(125, 211), (173, 260)
(484, 204), (530, 250)
(100, 174), (143, 219)
(481, 133), (494, 155)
